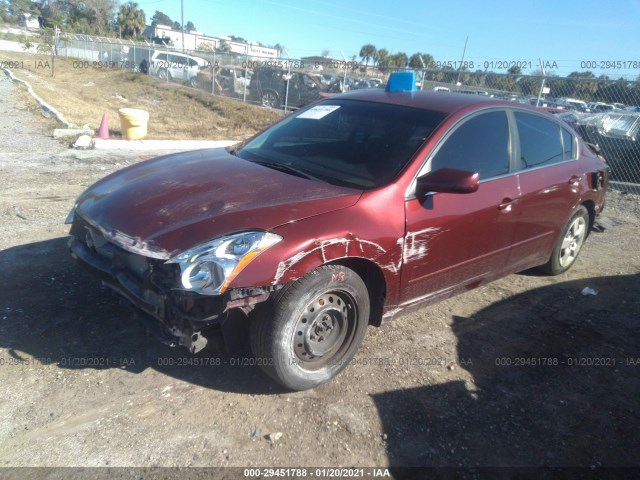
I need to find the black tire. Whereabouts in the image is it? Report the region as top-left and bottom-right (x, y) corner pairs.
(250, 265), (369, 390)
(540, 205), (590, 275)
(188, 76), (199, 88)
(158, 68), (168, 80)
(261, 90), (280, 108)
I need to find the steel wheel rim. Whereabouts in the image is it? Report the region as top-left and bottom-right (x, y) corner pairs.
(262, 92), (277, 107)
(559, 216), (587, 267)
(292, 291), (358, 370)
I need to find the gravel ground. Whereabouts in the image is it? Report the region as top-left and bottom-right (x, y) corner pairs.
(1, 72), (639, 478)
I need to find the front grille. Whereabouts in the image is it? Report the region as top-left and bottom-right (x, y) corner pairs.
(68, 214), (226, 328)
(69, 214), (178, 286)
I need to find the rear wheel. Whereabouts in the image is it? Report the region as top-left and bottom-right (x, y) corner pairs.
(541, 205), (589, 275)
(157, 68), (168, 80)
(261, 90), (280, 108)
(250, 265), (369, 390)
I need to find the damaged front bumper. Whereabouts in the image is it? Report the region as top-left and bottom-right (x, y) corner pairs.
(68, 216), (278, 353)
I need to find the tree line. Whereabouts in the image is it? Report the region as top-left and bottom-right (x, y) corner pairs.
(357, 44), (640, 105)
(0, 0), (197, 39)
(358, 43), (436, 70)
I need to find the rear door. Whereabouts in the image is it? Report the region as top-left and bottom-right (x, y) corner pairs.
(401, 109), (520, 303)
(168, 54), (189, 82)
(507, 110), (583, 271)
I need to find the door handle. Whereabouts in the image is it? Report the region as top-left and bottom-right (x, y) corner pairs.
(498, 197), (518, 211)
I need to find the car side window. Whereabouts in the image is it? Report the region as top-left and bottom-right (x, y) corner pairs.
(302, 75), (317, 88)
(515, 112), (565, 169)
(169, 54), (188, 67)
(431, 111), (510, 180)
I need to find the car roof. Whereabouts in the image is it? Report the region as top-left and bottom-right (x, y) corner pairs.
(335, 89), (528, 115)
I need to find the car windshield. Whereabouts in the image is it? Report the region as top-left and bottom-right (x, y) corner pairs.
(235, 99), (446, 188)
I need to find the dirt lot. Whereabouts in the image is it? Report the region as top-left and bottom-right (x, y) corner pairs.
(0, 50), (280, 140)
(1, 72), (640, 477)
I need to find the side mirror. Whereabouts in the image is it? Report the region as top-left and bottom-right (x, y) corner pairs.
(416, 168), (480, 196)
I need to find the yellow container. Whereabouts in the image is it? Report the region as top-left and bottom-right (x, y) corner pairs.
(118, 108), (149, 140)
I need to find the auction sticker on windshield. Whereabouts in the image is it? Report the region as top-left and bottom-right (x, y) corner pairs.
(297, 105), (340, 119)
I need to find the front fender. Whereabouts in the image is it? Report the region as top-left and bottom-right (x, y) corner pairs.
(226, 190), (407, 306)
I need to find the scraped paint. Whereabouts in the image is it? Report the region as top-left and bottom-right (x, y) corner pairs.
(273, 237), (388, 284)
(403, 227), (444, 264)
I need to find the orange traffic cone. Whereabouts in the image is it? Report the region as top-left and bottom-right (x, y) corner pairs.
(96, 112), (109, 139)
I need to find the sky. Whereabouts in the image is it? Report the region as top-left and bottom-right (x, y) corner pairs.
(131, 0), (640, 79)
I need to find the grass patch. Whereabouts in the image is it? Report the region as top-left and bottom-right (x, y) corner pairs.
(0, 51), (282, 140)
(0, 31), (25, 42)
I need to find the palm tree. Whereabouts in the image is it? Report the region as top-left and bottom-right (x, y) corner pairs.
(390, 52), (408, 69)
(359, 44), (377, 66)
(118, 2), (146, 38)
(376, 48), (390, 70)
(409, 52), (436, 69)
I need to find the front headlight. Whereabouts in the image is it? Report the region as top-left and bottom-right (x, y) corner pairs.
(169, 231), (282, 295)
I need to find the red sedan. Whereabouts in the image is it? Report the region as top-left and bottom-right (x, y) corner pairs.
(67, 81), (608, 390)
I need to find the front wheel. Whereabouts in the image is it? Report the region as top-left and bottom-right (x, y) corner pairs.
(540, 205), (590, 275)
(250, 265), (369, 390)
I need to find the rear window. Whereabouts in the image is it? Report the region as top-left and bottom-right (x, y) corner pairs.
(516, 112), (568, 169)
(237, 99), (446, 188)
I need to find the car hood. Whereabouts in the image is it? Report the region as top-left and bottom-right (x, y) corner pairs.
(74, 148), (362, 259)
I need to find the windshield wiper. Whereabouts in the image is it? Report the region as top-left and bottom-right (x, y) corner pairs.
(253, 160), (322, 181)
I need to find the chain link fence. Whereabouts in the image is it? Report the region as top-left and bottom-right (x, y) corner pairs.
(51, 33), (640, 193)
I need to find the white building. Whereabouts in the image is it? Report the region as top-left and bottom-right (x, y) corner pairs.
(18, 13), (40, 30)
(144, 25), (278, 58)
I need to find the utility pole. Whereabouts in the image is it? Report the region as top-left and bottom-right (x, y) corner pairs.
(536, 59), (547, 107)
(455, 36), (469, 86)
(181, 0), (185, 52)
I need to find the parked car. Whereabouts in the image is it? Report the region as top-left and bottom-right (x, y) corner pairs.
(196, 65), (251, 97)
(148, 51), (207, 87)
(587, 102), (616, 112)
(327, 76), (356, 93)
(67, 82), (608, 391)
(352, 79), (376, 90)
(555, 97), (590, 112)
(249, 67), (325, 109)
(574, 111), (640, 182)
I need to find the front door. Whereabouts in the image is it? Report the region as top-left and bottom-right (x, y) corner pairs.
(401, 110), (520, 304)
